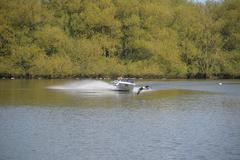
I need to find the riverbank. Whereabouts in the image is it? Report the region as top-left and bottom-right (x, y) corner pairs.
(0, 73), (239, 80)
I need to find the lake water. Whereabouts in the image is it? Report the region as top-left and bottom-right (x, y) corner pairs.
(0, 79), (240, 160)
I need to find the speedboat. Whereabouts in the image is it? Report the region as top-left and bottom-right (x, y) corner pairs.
(112, 78), (135, 91)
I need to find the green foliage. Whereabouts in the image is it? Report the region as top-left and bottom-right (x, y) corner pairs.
(34, 26), (71, 56)
(7, 0), (52, 30)
(3, 45), (44, 76)
(0, 23), (15, 56)
(0, 0), (239, 78)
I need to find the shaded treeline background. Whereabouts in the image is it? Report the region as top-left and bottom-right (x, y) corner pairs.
(0, 0), (239, 78)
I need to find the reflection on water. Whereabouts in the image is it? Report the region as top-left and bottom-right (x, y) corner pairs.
(0, 79), (240, 160)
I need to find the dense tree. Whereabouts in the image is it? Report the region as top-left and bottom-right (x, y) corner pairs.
(0, 0), (239, 78)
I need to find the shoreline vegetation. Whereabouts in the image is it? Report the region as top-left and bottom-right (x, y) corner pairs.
(0, 73), (239, 80)
(0, 0), (239, 79)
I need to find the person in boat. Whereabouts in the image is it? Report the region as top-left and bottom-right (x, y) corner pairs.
(137, 85), (150, 95)
(117, 77), (123, 80)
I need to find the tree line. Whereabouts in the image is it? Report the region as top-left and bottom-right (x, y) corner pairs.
(0, 0), (239, 78)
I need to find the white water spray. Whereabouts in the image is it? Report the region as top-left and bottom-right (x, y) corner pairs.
(48, 80), (115, 91)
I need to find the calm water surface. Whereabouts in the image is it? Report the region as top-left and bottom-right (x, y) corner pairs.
(0, 79), (240, 160)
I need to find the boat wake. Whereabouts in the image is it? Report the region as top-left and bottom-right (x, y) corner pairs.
(48, 80), (121, 96)
(48, 80), (115, 91)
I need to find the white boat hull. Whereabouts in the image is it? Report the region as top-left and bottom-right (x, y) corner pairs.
(115, 83), (135, 91)
(112, 80), (135, 91)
